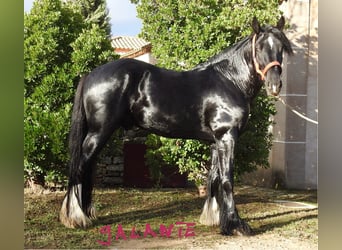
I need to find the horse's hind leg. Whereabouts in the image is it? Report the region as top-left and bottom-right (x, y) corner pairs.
(200, 144), (220, 226)
(60, 74), (125, 228)
(60, 128), (114, 228)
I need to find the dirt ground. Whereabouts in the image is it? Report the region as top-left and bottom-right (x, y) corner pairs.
(111, 233), (316, 250)
(104, 186), (317, 250)
(25, 185), (317, 249)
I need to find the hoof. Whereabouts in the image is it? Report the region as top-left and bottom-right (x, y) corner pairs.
(232, 221), (253, 236)
(86, 204), (97, 220)
(59, 206), (92, 228)
(60, 194), (93, 228)
(220, 219), (252, 236)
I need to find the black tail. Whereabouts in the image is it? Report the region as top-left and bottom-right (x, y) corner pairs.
(60, 74), (97, 228)
(66, 75), (90, 216)
(68, 75), (88, 185)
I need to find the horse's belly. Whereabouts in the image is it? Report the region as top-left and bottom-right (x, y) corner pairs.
(135, 108), (213, 141)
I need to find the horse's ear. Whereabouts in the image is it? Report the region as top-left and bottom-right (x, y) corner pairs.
(276, 16), (285, 30)
(252, 17), (261, 34)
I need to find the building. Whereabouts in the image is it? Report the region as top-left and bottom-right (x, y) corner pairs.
(111, 36), (157, 64)
(242, 0), (318, 190)
(274, 0), (318, 189)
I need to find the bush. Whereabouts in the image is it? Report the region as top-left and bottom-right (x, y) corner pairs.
(24, 0), (117, 187)
(145, 135), (210, 186)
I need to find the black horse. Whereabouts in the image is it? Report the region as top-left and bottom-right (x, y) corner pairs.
(60, 16), (293, 235)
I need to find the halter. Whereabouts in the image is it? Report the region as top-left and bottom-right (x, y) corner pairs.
(252, 34), (281, 81)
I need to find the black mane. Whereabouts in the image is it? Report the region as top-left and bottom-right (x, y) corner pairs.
(194, 24), (293, 70)
(194, 36), (251, 70)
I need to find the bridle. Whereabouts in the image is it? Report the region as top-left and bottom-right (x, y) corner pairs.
(252, 34), (317, 124)
(252, 34), (281, 81)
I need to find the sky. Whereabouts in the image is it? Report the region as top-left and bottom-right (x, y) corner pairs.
(24, 0), (143, 36)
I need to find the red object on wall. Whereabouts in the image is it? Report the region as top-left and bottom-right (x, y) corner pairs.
(123, 143), (188, 188)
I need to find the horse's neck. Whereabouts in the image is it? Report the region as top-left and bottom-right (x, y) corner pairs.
(214, 48), (262, 99)
(194, 37), (263, 99)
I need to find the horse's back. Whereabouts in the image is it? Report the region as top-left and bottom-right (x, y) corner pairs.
(85, 58), (151, 85)
(81, 58), (248, 141)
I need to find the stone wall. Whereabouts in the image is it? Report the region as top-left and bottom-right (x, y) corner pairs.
(95, 155), (124, 187)
(271, 0), (318, 189)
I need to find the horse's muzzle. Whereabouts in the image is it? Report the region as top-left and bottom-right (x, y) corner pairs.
(266, 81), (282, 96)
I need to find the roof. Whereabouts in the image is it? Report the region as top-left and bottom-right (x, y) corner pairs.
(111, 36), (152, 59)
(111, 36), (150, 50)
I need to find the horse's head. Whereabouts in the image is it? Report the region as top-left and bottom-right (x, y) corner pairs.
(251, 16), (293, 96)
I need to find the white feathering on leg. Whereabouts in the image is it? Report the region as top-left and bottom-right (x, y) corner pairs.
(59, 184), (92, 228)
(199, 196), (220, 226)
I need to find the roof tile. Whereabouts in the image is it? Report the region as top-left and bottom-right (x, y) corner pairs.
(111, 36), (150, 50)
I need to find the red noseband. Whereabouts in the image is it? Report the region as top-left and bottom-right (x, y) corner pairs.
(252, 34), (281, 81)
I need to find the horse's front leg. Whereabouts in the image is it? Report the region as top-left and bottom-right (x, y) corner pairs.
(216, 129), (251, 235)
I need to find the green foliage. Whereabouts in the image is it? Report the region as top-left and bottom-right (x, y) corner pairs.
(71, 23), (115, 74)
(24, 0), (117, 186)
(135, 0), (282, 183)
(235, 93), (277, 178)
(135, 0), (281, 70)
(71, 0), (112, 35)
(145, 135), (210, 186)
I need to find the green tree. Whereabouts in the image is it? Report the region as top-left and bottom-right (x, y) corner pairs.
(135, 0), (280, 184)
(70, 0), (112, 36)
(24, 0), (117, 187)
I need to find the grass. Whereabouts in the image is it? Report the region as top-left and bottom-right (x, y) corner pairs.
(24, 185), (317, 249)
